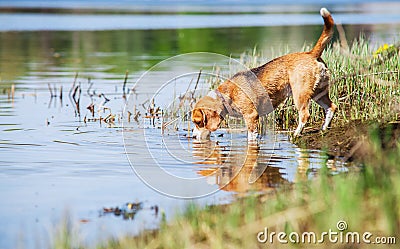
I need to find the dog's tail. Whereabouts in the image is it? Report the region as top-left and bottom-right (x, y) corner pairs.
(310, 8), (334, 58)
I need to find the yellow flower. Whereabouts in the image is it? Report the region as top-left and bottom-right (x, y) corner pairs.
(383, 44), (389, 50)
(373, 43), (396, 58)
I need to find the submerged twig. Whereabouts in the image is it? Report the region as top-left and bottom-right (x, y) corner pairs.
(72, 83), (81, 116)
(87, 103), (95, 117)
(100, 93), (110, 104)
(192, 69), (202, 98)
(69, 72), (79, 97)
(48, 83), (57, 98)
(104, 113), (116, 125)
(87, 78), (94, 97)
(134, 111), (141, 122)
(127, 111), (132, 123)
(59, 85), (63, 100)
(123, 70), (129, 96)
(96, 93), (111, 115)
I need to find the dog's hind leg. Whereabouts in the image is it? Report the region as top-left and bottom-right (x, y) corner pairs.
(293, 94), (311, 137)
(242, 109), (260, 141)
(313, 93), (337, 131)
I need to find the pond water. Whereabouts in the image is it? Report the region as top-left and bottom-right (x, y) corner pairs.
(0, 2), (399, 248)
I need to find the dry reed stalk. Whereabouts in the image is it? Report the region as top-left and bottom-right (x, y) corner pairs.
(123, 70), (129, 95)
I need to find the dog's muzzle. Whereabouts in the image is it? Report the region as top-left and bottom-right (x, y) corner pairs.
(192, 126), (211, 140)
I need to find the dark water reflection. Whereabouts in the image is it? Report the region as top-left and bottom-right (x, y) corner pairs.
(1, 23), (397, 86)
(191, 133), (342, 195)
(194, 140), (289, 194)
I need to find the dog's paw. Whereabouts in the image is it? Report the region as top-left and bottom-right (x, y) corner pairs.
(247, 131), (261, 142)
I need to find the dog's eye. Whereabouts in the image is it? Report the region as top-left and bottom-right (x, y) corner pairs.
(194, 120), (204, 128)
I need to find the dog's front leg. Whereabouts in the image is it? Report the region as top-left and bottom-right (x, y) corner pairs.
(293, 103), (310, 137)
(244, 112), (260, 141)
(248, 130), (260, 141)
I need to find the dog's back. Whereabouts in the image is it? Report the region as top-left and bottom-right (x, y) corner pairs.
(228, 8), (335, 109)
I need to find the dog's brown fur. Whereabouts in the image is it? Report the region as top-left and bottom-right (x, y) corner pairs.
(192, 8), (337, 140)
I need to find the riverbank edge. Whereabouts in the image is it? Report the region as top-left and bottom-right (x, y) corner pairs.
(293, 119), (400, 162)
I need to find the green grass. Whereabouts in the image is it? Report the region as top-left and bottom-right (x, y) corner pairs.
(244, 37), (399, 130)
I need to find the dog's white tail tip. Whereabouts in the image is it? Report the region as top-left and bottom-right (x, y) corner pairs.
(320, 8), (330, 18)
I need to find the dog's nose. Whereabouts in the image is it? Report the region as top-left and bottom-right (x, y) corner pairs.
(192, 126), (201, 139)
(192, 126), (211, 140)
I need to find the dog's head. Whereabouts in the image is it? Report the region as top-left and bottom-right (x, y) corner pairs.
(191, 96), (223, 140)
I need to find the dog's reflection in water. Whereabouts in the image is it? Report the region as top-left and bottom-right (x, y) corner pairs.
(192, 140), (289, 194)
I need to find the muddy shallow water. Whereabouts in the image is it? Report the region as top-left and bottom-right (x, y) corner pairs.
(1, 6), (399, 248)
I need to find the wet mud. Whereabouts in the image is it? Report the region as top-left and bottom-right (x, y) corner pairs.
(294, 120), (400, 161)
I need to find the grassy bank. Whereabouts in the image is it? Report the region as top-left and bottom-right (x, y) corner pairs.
(265, 37), (399, 130)
(246, 37), (399, 158)
(292, 38), (399, 158)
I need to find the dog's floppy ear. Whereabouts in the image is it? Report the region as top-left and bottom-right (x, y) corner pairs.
(192, 109), (206, 128)
(204, 109), (222, 132)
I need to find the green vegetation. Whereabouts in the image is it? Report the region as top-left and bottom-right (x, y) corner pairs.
(262, 37), (400, 130)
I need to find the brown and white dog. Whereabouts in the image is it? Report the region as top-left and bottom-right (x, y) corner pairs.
(192, 8), (337, 141)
